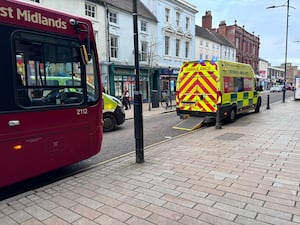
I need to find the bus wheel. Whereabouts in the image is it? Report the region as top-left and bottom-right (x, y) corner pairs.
(103, 114), (116, 132)
(227, 108), (236, 123)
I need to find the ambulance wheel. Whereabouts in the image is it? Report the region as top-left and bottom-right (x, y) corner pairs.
(103, 113), (116, 132)
(227, 108), (236, 123)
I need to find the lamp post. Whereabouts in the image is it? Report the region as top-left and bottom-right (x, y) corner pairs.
(267, 0), (295, 103)
(132, 0), (144, 163)
(168, 66), (172, 109)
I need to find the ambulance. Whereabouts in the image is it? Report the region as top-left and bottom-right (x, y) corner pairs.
(102, 92), (125, 132)
(176, 59), (261, 123)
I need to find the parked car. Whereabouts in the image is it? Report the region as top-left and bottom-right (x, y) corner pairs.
(270, 86), (282, 92)
(286, 84), (294, 91)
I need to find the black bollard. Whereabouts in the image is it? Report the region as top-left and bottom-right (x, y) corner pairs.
(215, 104), (222, 129)
(266, 94), (270, 110)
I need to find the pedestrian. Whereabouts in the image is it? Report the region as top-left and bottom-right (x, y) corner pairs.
(125, 90), (131, 109)
(122, 89), (129, 110)
(161, 90), (169, 109)
(102, 85), (107, 94)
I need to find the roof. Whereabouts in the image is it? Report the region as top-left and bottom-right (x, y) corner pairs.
(195, 25), (219, 42)
(99, 0), (157, 22)
(213, 32), (235, 48)
(195, 25), (235, 49)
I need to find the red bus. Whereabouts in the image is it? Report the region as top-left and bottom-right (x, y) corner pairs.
(0, 0), (103, 187)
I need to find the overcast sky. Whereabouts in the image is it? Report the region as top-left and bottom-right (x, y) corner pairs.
(188, 0), (300, 68)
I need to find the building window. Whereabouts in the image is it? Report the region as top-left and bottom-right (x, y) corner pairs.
(205, 41), (209, 47)
(185, 41), (189, 58)
(200, 39), (203, 46)
(29, 0), (40, 2)
(165, 8), (170, 23)
(235, 37), (239, 48)
(164, 36), (170, 55)
(85, 2), (96, 18)
(141, 42), (148, 62)
(110, 35), (118, 58)
(141, 21), (147, 32)
(185, 17), (190, 30)
(109, 11), (118, 24)
(176, 12), (181, 26)
(176, 38), (180, 57)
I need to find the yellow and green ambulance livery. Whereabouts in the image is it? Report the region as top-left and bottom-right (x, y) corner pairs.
(176, 59), (261, 122)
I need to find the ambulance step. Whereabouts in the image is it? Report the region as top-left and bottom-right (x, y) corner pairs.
(172, 117), (204, 131)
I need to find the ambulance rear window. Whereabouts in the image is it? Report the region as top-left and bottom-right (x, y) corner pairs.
(224, 77), (252, 93)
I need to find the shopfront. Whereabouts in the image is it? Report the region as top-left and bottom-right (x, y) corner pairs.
(108, 64), (159, 103)
(159, 67), (179, 103)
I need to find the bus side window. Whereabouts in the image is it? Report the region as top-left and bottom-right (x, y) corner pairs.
(85, 49), (99, 104)
(17, 89), (31, 107)
(16, 73), (31, 107)
(14, 31), (86, 107)
(16, 73), (23, 86)
(16, 52), (31, 107)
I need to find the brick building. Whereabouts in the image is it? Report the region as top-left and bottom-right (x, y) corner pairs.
(277, 63), (298, 86)
(202, 11), (260, 74)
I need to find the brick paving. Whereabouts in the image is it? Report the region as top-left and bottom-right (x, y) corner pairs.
(1, 98), (300, 225)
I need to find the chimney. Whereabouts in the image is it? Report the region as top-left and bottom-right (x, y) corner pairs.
(218, 20), (227, 36)
(202, 10), (212, 30)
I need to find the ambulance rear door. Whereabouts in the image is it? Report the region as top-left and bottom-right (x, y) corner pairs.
(178, 61), (219, 114)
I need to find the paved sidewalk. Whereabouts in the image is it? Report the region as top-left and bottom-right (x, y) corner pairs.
(1, 98), (300, 225)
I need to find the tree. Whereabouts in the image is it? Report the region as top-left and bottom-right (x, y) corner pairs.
(145, 39), (160, 111)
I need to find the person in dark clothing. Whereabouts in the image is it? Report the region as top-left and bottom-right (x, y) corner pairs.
(102, 85), (107, 94)
(126, 90), (131, 109)
(122, 89), (130, 110)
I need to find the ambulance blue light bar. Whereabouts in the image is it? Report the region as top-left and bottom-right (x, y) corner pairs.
(211, 57), (218, 63)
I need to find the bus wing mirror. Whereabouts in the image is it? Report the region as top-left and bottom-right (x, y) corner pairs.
(80, 45), (89, 65)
